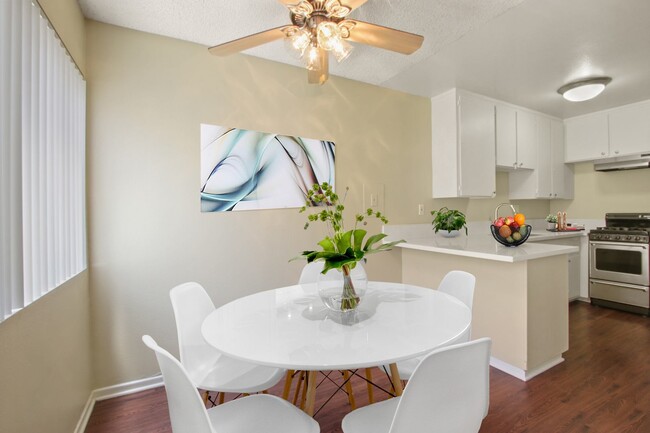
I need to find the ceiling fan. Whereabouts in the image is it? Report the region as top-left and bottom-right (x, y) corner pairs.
(208, 0), (424, 85)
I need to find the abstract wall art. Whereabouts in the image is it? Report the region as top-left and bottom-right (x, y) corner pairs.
(200, 124), (335, 212)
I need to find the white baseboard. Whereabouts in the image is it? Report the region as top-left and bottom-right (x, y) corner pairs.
(490, 356), (564, 381)
(74, 375), (163, 433)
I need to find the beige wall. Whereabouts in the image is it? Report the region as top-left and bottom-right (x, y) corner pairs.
(0, 272), (92, 433)
(551, 162), (650, 217)
(0, 2), (92, 433)
(85, 21), (410, 387)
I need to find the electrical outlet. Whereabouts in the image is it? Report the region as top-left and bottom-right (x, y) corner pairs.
(418, 204), (424, 215)
(363, 183), (384, 211)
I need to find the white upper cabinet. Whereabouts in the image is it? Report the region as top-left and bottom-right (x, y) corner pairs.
(551, 119), (574, 199)
(496, 104), (536, 170)
(536, 117), (553, 197)
(515, 110), (537, 169)
(432, 89), (496, 198)
(564, 113), (609, 162)
(496, 103), (517, 168)
(565, 99), (650, 162)
(609, 100), (650, 157)
(509, 116), (574, 199)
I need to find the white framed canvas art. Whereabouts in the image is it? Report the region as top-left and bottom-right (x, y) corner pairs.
(200, 124), (335, 212)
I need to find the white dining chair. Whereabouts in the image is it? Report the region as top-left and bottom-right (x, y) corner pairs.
(342, 338), (491, 433)
(142, 335), (320, 433)
(169, 282), (286, 404)
(394, 270), (476, 381)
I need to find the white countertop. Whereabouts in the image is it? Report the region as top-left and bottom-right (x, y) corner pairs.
(384, 222), (584, 263)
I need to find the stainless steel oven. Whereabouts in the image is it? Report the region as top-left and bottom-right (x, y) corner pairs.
(589, 241), (649, 286)
(588, 213), (650, 315)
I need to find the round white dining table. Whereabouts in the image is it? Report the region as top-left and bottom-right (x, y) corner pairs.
(201, 281), (471, 415)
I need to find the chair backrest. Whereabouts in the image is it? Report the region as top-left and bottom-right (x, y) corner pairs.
(298, 261), (366, 284)
(389, 338), (491, 433)
(142, 335), (214, 433)
(169, 282), (217, 369)
(437, 270), (476, 310)
(299, 261), (326, 284)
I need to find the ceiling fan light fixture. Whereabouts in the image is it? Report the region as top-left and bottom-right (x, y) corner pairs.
(290, 28), (311, 52)
(316, 21), (341, 51)
(304, 44), (322, 71)
(332, 38), (353, 62)
(558, 77), (612, 102)
(325, 0), (351, 18)
(288, 1), (313, 18)
(208, 1), (424, 85)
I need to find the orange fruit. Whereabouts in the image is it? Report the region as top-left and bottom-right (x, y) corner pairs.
(514, 213), (526, 226)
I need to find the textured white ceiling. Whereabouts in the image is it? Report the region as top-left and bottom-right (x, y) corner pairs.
(77, 0), (526, 85)
(383, 0), (650, 118)
(78, 0), (650, 118)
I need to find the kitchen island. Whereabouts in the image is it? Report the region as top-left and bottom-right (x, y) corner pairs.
(384, 224), (579, 381)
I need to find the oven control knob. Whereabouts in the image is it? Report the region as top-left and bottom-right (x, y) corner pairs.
(604, 235), (610, 240)
(626, 235), (632, 241)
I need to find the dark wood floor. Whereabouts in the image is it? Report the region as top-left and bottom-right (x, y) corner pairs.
(85, 302), (650, 433)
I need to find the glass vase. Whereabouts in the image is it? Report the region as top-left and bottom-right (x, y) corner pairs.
(317, 263), (367, 312)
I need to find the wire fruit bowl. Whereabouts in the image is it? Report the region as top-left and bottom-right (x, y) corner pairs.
(491, 203), (531, 247)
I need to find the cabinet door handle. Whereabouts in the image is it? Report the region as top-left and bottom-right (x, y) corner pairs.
(614, 150), (619, 154)
(601, 152), (605, 156)
(519, 162), (523, 167)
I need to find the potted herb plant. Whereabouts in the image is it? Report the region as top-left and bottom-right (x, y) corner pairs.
(431, 207), (468, 237)
(294, 183), (403, 311)
(546, 214), (558, 230)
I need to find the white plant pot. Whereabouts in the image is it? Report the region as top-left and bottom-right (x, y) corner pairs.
(439, 230), (460, 238)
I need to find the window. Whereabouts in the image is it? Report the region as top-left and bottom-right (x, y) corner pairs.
(0, 0), (86, 322)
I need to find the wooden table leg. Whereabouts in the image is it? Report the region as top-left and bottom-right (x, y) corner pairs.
(282, 370), (295, 400)
(388, 363), (404, 396)
(304, 371), (318, 416)
(342, 370), (356, 410)
(365, 368), (375, 403)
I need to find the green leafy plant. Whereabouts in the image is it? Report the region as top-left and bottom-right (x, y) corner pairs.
(294, 182), (403, 310)
(545, 214), (558, 223)
(430, 207), (468, 234)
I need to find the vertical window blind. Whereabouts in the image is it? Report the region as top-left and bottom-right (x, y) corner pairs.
(0, 0), (86, 322)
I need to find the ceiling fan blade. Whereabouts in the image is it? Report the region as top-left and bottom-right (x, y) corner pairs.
(341, 0), (368, 11)
(208, 26), (287, 56)
(346, 20), (424, 55)
(308, 48), (329, 85)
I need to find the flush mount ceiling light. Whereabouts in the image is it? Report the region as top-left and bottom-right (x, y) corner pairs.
(208, 0), (423, 85)
(557, 77), (612, 102)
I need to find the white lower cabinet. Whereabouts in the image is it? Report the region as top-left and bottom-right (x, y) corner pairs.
(532, 237), (583, 300)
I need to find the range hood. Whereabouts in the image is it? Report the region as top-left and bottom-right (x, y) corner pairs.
(594, 153), (650, 172)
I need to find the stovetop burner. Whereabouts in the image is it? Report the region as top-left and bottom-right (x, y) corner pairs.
(589, 212), (650, 243)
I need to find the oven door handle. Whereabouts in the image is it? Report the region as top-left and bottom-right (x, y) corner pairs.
(589, 241), (648, 250)
(590, 279), (650, 292)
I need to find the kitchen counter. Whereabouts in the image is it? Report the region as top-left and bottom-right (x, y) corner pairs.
(384, 224), (580, 262)
(383, 222), (591, 382)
